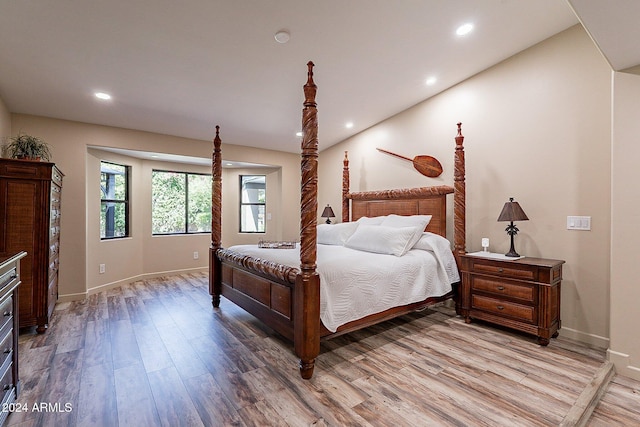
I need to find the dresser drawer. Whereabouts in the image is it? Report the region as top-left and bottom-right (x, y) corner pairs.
(48, 275), (58, 316)
(470, 276), (535, 303)
(0, 296), (13, 333)
(0, 328), (13, 370)
(471, 294), (535, 323)
(469, 259), (537, 281)
(52, 167), (64, 187)
(0, 268), (17, 290)
(0, 361), (14, 399)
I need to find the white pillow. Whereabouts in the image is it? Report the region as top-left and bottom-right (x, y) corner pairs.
(356, 216), (387, 226)
(381, 214), (432, 230)
(317, 222), (359, 245)
(345, 224), (418, 256)
(413, 232), (452, 253)
(381, 214), (432, 250)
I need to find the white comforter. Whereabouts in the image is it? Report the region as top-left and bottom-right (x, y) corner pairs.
(227, 233), (459, 332)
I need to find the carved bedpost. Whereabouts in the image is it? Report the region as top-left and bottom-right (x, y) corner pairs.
(295, 62), (321, 379)
(209, 126), (223, 308)
(453, 122), (466, 261)
(342, 151), (350, 223)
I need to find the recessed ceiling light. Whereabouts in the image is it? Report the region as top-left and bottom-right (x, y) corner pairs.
(274, 30), (290, 44)
(456, 23), (474, 36)
(426, 77), (437, 86)
(95, 92), (111, 100)
(345, 122), (354, 129)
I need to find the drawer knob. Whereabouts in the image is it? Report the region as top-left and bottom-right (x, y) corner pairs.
(497, 286), (505, 291)
(3, 384), (12, 391)
(497, 305), (505, 310)
(498, 268), (504, 273)
(3, 311), (11, 317)
(3, 348), (11, 355)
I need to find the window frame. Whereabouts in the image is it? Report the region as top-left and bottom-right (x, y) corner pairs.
(151, 169), (212, 236)
(100, 161), (130, 240)
(239, 174), (266, 234)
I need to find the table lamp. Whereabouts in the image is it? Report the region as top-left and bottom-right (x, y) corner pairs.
(321, 204), (335, 224)
(497, 197), (529, 257)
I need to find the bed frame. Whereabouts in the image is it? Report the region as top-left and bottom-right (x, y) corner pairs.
(209, 62), (466, 379)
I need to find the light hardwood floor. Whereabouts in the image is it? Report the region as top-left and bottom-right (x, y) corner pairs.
(5, 272), (639, 426)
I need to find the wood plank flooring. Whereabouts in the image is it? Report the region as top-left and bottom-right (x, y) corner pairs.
(5, 272), (639, 426)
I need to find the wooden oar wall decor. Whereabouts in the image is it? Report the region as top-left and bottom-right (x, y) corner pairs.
(376, 148), (443, 177)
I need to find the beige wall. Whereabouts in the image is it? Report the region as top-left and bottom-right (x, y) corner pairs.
(610, 71), (640, 380)
(10, 114), (300, 300)
(0, 96), (10, 141)
(319, 25), (612, 347)
(222, 167), (287, 247)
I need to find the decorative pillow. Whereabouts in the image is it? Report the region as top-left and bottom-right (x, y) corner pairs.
(356, 216), (387, 226)
(317, 222), (359, 245)
(345, 224), (419, 256)
(381, 214), (432, 250)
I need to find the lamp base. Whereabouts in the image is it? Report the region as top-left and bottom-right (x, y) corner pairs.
(325, 218), (331, 224)
(505, 223), (520, 257)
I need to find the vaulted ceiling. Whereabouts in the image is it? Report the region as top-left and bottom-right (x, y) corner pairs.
(0, 1), (630, 155)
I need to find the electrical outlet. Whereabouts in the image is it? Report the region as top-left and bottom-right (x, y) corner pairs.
(193, 251), (199, 260)
(99, 264), (105, 274)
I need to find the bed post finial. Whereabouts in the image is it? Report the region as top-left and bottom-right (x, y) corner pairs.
(210, 125), (223, 307)
(342, 151), (350, 223)
(453, 122), (466, 261)
(304, 61), (317, 108)
(297, 61), (320, 380)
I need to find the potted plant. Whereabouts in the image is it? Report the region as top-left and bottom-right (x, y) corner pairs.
(3, 133), (52, 161)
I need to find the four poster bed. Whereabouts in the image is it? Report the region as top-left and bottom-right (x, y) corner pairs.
(209, 62), (467, 379)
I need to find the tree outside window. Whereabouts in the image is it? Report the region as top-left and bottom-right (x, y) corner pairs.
(240, 175), (266, 233)
(152, 170), (211, 235)
(100, 161), (130, 239)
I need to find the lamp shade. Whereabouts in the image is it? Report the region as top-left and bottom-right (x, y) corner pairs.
(321, 205), (335, 218)
(497, 197), (529, 222)
(321, 204), (335, 224)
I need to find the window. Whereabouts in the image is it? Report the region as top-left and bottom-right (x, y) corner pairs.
(152, 170), (211, 235)
(100, 161), (130, 239)
(240, 175), (266, 233)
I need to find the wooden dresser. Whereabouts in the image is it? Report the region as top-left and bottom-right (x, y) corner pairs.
(459, 253), (564, 345)
(0, 159), (63, 333)
(0, 252), (26, 425)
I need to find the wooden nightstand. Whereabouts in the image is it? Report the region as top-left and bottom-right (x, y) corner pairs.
(459, 253), (564, 345)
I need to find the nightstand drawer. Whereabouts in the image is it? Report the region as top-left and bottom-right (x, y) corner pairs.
(471, 294), (535, 323)
(470, 260), (537, 281)
(471, 276), (535, 303)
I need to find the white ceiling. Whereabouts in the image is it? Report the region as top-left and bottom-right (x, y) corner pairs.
(1, 1), (618, 156)
(568, 0), (640, 72)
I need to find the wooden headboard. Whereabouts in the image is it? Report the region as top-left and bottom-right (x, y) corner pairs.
(348, 186), (453, 237)
(341, 121), (465, 257)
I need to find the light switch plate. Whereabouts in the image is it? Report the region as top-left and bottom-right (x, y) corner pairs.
(567, 216), (591, 230)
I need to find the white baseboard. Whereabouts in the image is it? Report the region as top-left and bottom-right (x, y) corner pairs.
(58, 267), (208, 301)
(559, 326), (610, 349)
(607, 349), (640, 382)
(57, 292), (87, 303)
